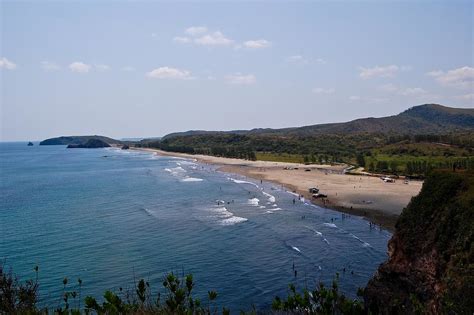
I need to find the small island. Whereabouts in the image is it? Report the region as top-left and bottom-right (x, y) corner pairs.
(27, 142), (34, 146)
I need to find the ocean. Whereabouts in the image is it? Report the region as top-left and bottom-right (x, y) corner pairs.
(0, 142), (391, 311)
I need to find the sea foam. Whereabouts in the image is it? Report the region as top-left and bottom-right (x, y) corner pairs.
(181, 177), (203, 182)
(248, 198), (260, 206)
(262, 191), (276, 203)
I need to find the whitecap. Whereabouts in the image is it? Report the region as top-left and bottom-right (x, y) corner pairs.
(220, 216), (248, 226)
(211, 206), (233, 218)
(181, 177), (203, 182)
(209, 206), (248, 226)
(262, 191), (276, 203)
(165, 166), (186, 176)
(350, 233), (371, 248)
(248, 198), (260, 206)
(228, 177), (259, 188)
(323, 223), (337, 228)
(291, 246), (301, 253)
(140, 207), (154, 217)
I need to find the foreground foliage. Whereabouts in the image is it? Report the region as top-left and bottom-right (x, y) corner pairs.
(1, 265), (367, 314)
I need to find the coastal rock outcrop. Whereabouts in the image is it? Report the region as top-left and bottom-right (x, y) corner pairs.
(40, 135), (120, 146)
(67, 139), (111, 149)
(364, 170), (474, 314)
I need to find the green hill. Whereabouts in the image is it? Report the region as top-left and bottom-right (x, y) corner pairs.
(40, 135), (121, 146)
(163, 104), (474, 139)
(140, 104), (474, 175)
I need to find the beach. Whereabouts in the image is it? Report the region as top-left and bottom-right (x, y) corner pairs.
(133, 148), (423, 231)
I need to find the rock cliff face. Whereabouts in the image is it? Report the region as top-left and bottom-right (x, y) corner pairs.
(365, 171), (474, 314)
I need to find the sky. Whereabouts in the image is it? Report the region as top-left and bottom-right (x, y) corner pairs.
(1, 0), (473, 141)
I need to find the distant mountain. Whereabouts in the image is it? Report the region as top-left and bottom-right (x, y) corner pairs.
(163, 104), (474, 139)
(40, 135), (121, 146)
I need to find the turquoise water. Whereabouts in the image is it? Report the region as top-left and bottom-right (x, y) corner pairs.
(0, 142), (390, 311)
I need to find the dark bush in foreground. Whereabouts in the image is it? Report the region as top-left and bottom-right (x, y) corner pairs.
(1, 265), (367, 314)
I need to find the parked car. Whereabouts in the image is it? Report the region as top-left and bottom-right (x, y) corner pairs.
(312, 193), (327, 199)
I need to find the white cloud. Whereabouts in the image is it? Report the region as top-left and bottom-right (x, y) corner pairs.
(427, 66), (474, 89)
(287, 55), (326, 65)
(146, 66), (192, 80)
(95, 64), (110, 72)
(312, 87), (335, 94)
(349, 95), (388, 103)
(121, 66), (135, 72)
(0, 57), (17, 70)
(195, 31), (233, 46)
(185, 26), (208, 36)
(173, 36), (191, 44)
(69, 62), (91, 73)
(243, 39), (271, 49)
(41, 61), (60, 71)
(359, 65), (400, 79)
(225, 73), (256, 85)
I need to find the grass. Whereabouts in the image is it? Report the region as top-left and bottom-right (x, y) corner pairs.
(256, 152), (306, 164)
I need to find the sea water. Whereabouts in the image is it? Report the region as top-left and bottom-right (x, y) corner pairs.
(0, 142), (391, 311)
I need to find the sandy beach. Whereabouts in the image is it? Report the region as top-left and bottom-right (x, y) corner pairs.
(133, 147), (423, 231)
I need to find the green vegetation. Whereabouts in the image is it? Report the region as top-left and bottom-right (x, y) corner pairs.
(272, 274), (364, 314)
(135, 104), (474, 176)
(365, 170), (474, 313)
(139, 132), (473, 176)
(1, 265), (366, 314)
(40, 135), (122, 146)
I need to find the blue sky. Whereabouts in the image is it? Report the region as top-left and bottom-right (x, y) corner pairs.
(1, 1), (473, 141)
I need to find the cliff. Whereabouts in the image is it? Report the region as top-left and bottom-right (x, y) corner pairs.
(364, 170), (474, 314)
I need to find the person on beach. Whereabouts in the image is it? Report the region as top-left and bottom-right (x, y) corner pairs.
(293, 198), (296, 204)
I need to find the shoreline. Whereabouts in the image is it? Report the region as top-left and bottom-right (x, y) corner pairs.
(130, 147), (423, 231)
